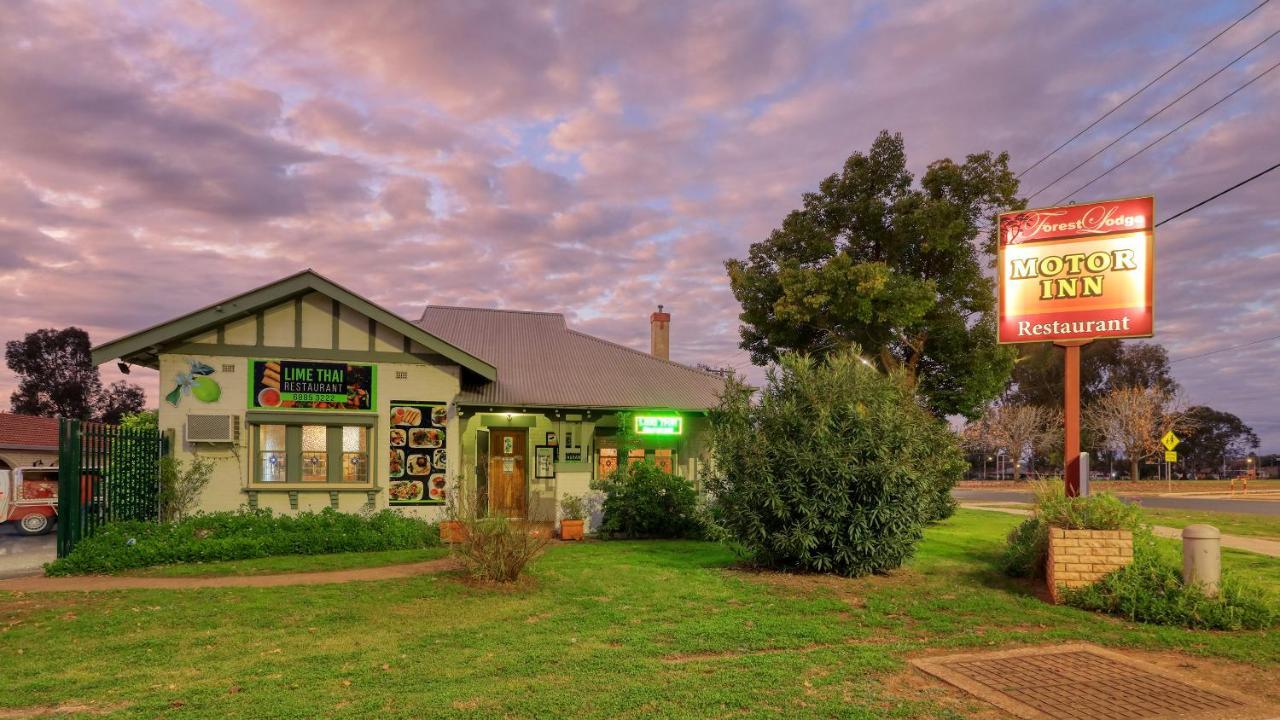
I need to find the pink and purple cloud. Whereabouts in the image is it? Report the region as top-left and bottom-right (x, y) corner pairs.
(1, 0), (1277, 447)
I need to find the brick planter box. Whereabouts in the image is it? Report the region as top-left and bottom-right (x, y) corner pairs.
(1047, 528), (1133, 603)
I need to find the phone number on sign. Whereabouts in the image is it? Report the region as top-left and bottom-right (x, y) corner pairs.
(281, 393), (347, 403)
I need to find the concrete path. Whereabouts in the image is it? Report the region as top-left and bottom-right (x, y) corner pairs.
(0, 556), (457, 593)
(963, 504), (1280, 558)
(0, 525), (55, 579)
(956, 488), (1280, 516)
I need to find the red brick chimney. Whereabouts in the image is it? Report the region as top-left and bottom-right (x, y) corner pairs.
(650, 304), (670, 360)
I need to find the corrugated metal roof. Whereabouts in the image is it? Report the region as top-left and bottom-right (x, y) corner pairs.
(416, 306), (724, 411)
(0, 413), (59, 449)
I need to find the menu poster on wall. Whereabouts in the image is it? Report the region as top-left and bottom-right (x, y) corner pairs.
(388, 401), (447, 506)
(249, 360), (375, 411)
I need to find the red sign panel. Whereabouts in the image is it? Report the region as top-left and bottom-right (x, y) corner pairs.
(997, 196), (1154, 344)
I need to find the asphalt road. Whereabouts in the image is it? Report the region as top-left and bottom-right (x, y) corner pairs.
(0, 523), (55, 578)
(955, 488), (1280, 516)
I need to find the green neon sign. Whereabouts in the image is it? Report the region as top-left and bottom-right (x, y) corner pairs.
(635, 415), (682, 435)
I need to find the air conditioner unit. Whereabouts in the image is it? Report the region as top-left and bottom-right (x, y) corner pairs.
(186, 414), (239, 443)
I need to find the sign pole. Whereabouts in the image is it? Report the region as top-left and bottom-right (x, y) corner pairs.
(1059, 341), (1085, 497)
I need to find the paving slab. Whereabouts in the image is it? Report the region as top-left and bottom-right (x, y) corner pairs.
(912, 644), (1275, 720)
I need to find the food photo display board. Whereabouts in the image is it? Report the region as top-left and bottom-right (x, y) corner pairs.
(387, 401), (448, 506)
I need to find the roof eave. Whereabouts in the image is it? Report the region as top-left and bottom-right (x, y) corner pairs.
(91, 270), (496, 381)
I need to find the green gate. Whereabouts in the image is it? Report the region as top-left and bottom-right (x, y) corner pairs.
(56, 419), (167, 558)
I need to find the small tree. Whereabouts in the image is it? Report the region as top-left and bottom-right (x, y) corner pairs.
(1085, 386), (1188, 481)
(158, 456), (214, 522)
(446, 486), (551, 583)
(966, 403), (1060, 480)
(706, 349), (966, 577)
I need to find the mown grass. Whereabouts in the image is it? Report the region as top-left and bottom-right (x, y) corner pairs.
(119, 547), (451, 578)
(1134, 507), (1280, 541)
(1, 509), (1276, 719)
(966, 500), (1280, 541)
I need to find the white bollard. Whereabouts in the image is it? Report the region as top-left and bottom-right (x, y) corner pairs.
(1182, 524), (1221, 597)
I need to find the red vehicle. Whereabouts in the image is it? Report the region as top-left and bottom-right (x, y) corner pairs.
(0, 467), (59, 535)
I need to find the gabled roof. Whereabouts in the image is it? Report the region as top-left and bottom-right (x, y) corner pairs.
(91, 270), (496, 380)
(0, 413), (59, 450)
(416, 305), (724, 411)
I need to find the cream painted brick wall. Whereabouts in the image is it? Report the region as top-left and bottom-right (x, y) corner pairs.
(159, 352), (459, 515)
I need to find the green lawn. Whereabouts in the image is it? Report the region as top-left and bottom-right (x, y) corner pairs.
(1, 509), (1276, 719)
(1135, 506), (1280, 541)
(120, 548), (450, 578)
(967, 501), (1280, 541)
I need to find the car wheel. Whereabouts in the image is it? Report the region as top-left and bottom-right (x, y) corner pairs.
(16, 513), (52, 536)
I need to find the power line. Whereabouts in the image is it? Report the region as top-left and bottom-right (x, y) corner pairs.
(1171, 334), (1280, 363)
(1026, 26), (1280, 201)
(1056, 56), (1280, 203)
(1017, 0), (1272, 179)
(1156, 159), (1280, 227)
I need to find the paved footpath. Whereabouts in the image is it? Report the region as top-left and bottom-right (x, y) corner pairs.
(0, 557), (457, 593)
(963, 504), (1280, 558)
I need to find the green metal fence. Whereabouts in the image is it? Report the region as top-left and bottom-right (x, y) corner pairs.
(56, 419), (167, 558)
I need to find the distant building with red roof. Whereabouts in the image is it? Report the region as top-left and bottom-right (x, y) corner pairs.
(0, 413), (59, 469)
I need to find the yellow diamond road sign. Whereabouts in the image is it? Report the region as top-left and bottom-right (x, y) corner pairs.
(1161, 431), (1180, 451)
(1165, 451), (1177, 462)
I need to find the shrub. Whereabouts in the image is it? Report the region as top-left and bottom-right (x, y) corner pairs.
(1063, 533), (1277, 630)
(158, 456), (214, 523)
(705, 350), (967, 577)
(999, 482), (1144, 579)
(46, 507), (440, 575)
(560, 494), (586, 521)
(1031, 480), (1142, 530)
(593, 462), (703, 539)
(448, 489), (550, 582)
(1000, 516), (1048, 579)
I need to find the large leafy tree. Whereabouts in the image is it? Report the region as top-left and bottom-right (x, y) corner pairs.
(1178, 406), (1259, 478)
(5, 327), (146, 422)
(726, 131), (1020, 418)
(1007, 340), (1176, 408)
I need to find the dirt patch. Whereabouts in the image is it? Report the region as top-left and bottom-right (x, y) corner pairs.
(451, 572), (539, 594)
(883, 667), (1013, 719)
(0, 702), (127, 719)
(662, 642), (834, 664)
(726, 565), (921, 609)
(0, 557), (459, 593)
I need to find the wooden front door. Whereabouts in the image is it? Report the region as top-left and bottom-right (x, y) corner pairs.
(488, 428), (526, 517)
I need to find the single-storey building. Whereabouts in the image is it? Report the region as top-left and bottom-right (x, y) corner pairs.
(91, 270), (722, 528)
(0, 413), (59, 470)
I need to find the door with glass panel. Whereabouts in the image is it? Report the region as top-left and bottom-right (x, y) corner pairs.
(487, 428), (526, 518)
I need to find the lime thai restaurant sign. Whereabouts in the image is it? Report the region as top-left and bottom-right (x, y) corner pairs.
(635, 415), (682, 435)
(249, 360), (375, 411)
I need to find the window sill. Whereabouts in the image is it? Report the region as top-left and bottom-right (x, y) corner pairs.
(244, 484), (381, 492)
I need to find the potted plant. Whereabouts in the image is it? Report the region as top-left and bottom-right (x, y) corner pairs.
(559, 494), (587, 541)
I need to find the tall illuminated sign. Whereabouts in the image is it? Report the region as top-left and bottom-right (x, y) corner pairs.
(997, 195), (1155, 498)
(998, 196), (1154, 344)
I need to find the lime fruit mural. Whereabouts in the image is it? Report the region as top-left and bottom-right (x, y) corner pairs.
(166, 359), (222, 406)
